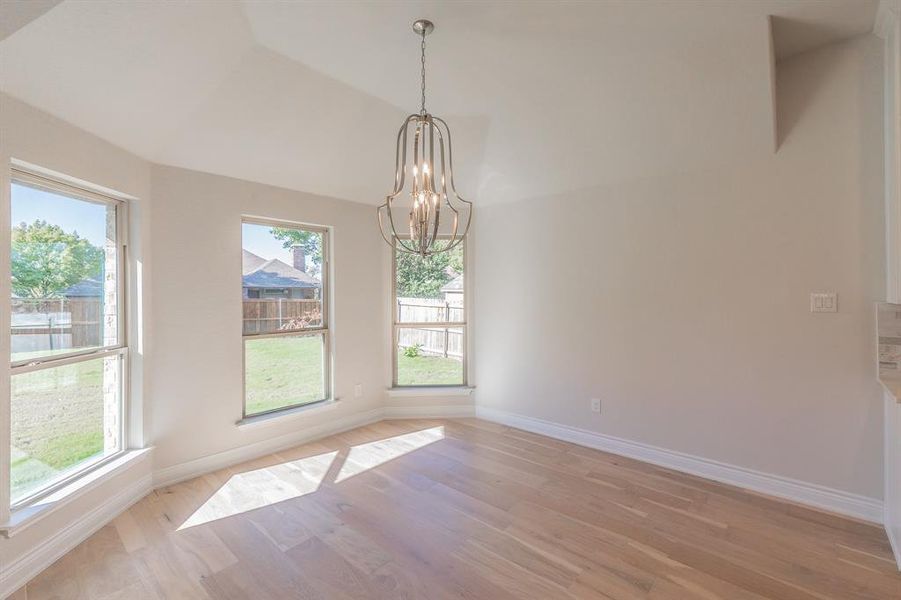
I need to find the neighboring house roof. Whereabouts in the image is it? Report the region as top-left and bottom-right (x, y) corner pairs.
(441, 274), (464, 293)
(242, 249), (266, 275)
(242, 250), (320, 289)
(64, 277), (102, 297)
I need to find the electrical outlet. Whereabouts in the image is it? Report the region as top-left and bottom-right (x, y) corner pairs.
(590, 398), (601, 413)
(810, 292), (837, 313)
(354, 383), (363, 398)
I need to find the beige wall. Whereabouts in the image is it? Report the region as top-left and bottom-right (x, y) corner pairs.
(473, 35), (886, 499)
(148, 165), (389, 470)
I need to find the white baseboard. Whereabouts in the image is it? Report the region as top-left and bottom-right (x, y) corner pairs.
(383, 404), (475, 419)
(888, 523), (901, 570)
(0, 473), (152, 598)
(476, 407), (883, 523)
(153, 408), (384, 488)
(886, 498), (901, 569)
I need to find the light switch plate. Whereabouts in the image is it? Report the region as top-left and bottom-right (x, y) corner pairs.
(810, 292), (837, 313)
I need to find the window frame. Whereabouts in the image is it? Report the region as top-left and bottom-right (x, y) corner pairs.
(7, 167), (129, 510)
(240, 217), (332, 419)
(391, 238), (468, 388)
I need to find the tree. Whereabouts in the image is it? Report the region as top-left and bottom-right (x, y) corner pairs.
(396, 244), (463, 298)
(11, 220), (103, 298)
(270, 227), (322, 276)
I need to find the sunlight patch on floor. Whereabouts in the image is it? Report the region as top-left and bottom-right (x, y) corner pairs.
(178, 450), (338, 530)
(335, 425), (444, 483)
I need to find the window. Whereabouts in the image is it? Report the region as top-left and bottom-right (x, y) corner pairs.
(242, 220), (330, 417)
(9, 170), (126, 506)
(393, 241), (466, 386)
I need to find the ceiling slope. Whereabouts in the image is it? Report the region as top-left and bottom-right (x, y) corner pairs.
(0, 0), (879, 205)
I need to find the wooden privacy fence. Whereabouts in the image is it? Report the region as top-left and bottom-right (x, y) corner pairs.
(243, 299), (322, 335)
(396, 297), (464, 359)
(11, 298), (102, 353)
(397, 297), (463, 323)
(242, 297), (461, 355)
(398, 326), (463, 359)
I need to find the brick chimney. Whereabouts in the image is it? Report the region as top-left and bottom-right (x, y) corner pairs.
(292, 245), (306, 273)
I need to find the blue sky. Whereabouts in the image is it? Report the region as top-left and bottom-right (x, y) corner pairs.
(11, 183), (294, 264)
(242, 222), (293, 263)
(11, 183), (107, 246)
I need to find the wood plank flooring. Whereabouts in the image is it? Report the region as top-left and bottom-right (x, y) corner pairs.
(14, 418), (901, 599)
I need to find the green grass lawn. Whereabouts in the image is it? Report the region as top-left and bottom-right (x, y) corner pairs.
(396, 350), (463, 386)
(10, 358), (105, 501)
(244, 335), (325, 415)
(244, 339), (463, 413)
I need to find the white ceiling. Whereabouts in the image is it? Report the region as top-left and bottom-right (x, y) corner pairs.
(0, 0), (879, 206)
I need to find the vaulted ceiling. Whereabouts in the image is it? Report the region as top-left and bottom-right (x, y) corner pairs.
(0, 0), (879, 205)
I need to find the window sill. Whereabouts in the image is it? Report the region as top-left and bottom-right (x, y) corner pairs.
(0, 447), (153, 538)
(236, 398), (340, 429)
(386, 386), (475, 398)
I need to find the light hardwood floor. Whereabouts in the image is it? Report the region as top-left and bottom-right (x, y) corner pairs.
(12, 418), (901, 599)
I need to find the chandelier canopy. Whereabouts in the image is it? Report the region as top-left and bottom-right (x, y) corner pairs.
(377, 19), (473, 256)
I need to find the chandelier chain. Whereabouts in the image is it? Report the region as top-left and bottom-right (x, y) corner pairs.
(420, 30), (427, 114)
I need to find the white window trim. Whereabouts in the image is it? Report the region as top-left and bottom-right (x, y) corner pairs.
(236, 397), (340, 430)
(240, 217), (333, 421)
(0, 447), (151, 538)
(385, 386), (474, 397)
(5, 166), (132, 516)
(390, 238), (469, 388)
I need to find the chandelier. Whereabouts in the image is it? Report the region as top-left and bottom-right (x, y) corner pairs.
(377, 19), (472, 256)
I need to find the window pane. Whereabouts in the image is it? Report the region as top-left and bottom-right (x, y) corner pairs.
(396, 327), (464, 386)
(10, 182), (119, 362)
(10, 355), (122, 503)
(244, 333), (326, 416)
(242, 222), (323, 335)
(395, 243), (464, 324)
